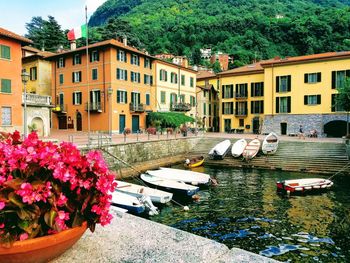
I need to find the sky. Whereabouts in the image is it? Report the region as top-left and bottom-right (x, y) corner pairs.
(0, 0), (107, 36)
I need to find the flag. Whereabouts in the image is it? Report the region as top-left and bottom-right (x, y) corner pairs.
(67, 24), (87, 41)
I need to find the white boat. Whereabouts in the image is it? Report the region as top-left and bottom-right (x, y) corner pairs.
(140, 173), (199, 197)
(262, 132), (279, 155)
(276, 178), (333, 194)
(242, 139), (261, 161)
(115, 180), (173, 204)
(231, 139), (248, 158)
(208, 139), (231, 160)
(149, 167), (210, 185)
(111, 191), (145, 214)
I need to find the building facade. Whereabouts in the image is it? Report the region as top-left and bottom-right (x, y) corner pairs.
(0, 27), (32, 134)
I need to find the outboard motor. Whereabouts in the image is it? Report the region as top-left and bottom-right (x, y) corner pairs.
(138, 195), (159, 216)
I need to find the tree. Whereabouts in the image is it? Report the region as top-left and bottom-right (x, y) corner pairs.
(336, 77), (350, 137)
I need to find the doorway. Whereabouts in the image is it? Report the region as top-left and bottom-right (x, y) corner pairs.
(58, 116), (67, 129)
(280, 122), (287, 135)
(252, 118), (260, 134)
(76, 112), (82, 131)
(119, 114), (126, 134)
(132, 115), (139, 133)
(224, 119), (231, 133)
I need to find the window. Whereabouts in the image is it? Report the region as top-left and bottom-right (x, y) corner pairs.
(90, 50), (99, 62)
(251, 82), (264, 97)
(144, 74), (153, 85)
(116, 68), (128, 80)
(331, 94), (344, 112)
(180, 94), (185, 103)
(131, 92), (141, 104)
(239, 119), (244, 127)
(203, 90), (207, 98)
(117, 90), (127, 103)
(304, 72), (321, 83)
(72, 71), (82, 83)
(131, 72), (141, 83)
(1, 107), (11, 125)
(276, 96), (291, 113)
(235, 83), (248, 98)
(203, 103), (207, 115)
(170, 93), (177, 106)
(131, 54), (140, 65)
(159, 69), (167, 81)
(144, 58), (151, 68)
(304, 95), (321, 105)
(146, 93), (150, 105)
(161, 91), (166, 104)
(0, 79), (11, 93)
(117, 50), (126, 62)
(171, 72), (178, 84)
(276, 75), (291, 92)
(222, 85), (233, 99)
(92, 68), (98, 80)
(181, 75), (185, 85)
(332, 70), (350, 89)
(72, 92), (82, 105)
(209, 104), (212, 115)
(30, 67), (37, 81)
(0, 45), (10, 59)
(190, 77), (194, 87)
(222, 102), (233, 115)
(73, 54), (81, 65)
(190, 96), (196, 107)
(59, 74), (64, 85)
(251, 100), (264, 114)
(57, 57), (65, 68)
(235, 101), (248, 116)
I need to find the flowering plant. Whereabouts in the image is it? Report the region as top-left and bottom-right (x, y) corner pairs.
(146, 127), (157, 135)
(123, 128), (131, 135)
(0, 131), (116, 246)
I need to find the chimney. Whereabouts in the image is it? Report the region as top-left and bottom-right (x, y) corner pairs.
(123, 37), (127, 46)
(70, 41), (76, 51)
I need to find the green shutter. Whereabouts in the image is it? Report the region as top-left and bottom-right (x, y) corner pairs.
(1, 79), (11, 93)
(332, 71), (336, 89)
(1, 45), (10, 59)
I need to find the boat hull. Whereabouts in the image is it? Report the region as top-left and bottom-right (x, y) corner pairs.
(209, 139), (231, 160)
(231, 139), (247, 158)
(262, 132), (279, 155)
(242, 139), (261, 160)
(185, 157), (204, 168)
(276, 178), (333, 194)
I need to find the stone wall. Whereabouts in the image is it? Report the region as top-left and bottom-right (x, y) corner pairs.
(27, 106), (51, 137)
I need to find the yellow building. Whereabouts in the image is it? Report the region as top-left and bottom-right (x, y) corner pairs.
(154, 60), (197, 118)
(197, 51), (350, 137)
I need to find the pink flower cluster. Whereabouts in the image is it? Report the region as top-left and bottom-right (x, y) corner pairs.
(0, 131), (117, 243)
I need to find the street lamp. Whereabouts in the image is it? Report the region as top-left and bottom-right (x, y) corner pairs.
(21, 70), (30, 138)
(107, 87), (113, 136)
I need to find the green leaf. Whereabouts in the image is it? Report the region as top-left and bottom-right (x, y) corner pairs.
(44, 209), (57, 228)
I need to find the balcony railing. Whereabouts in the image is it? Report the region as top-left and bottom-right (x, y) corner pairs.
(235, 93), (248, 99)
(235, 111), (247, 116)
(129, 103), (144, 112)
(171, 102), (192, 112)
(23, 93), (52, 106)
(52, 104), (67, 114)
(85, 102), (102, 112)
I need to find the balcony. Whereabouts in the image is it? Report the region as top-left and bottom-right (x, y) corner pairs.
(85, 102), (102, 113)
(23, 93), (52, 107)
(52, 104), (67, 114)
(129, 103), (144, 112)
(235, 111), (247, 117)
(171, 102), (192, 112)
(235, 93), (248, 99)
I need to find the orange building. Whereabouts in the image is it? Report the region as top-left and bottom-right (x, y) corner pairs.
(47, 39), (154, 133)
(0, 27), (32, 133)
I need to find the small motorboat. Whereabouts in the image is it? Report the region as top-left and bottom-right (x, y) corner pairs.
(184, 156), (204, 168)
(209, 139), (231, 160)
(242, 139), (261, 161)
(115, 180), (173, 204)
(262, 132), (279, 155)
(147, 167), (210, 185)
(276, 178), (333, 194)
(231, 139), (247, 158)
(140, 173), (199, 197)
(111, 191), (145, 214)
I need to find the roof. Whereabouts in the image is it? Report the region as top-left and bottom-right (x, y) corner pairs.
(154, 59), (197, 73)
(260, 51), (350, 67)
(197, 84), (214, 91)
(0, 27), (32, 44)
(197, 70), (216, 80)
(217, 60), (275, 77)
(22, 46), (55, 58)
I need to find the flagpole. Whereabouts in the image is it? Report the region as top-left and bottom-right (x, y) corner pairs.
(85, 5), (91, 146)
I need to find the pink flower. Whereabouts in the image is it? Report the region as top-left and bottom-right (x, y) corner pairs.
(57, 193), (68, 207)
(19, 233), (29, 241)
(0, 201), (5, 210)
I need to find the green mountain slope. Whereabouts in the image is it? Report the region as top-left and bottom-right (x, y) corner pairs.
(89, 0), (350, 65)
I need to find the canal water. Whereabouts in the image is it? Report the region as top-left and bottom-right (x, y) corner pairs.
(147, 166), (350, 262)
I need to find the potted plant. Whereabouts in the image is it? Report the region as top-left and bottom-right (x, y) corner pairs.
(123, 127), (131, 135)
(0, 131), (117, 262)
(146, 127), (156, 135)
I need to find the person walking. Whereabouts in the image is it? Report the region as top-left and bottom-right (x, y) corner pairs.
(298, 125), (305, 139)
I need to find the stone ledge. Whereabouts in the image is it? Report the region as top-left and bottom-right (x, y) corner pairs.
(53, 211), (279, 263)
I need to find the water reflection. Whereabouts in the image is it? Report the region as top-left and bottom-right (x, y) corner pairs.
(148, 166), (350, 262)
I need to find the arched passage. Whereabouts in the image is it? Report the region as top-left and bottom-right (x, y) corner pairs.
(324, 120), (349, 137)
(31, 117), (44, 137)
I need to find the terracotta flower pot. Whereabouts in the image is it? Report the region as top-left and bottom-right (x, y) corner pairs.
(0, 222), (87, 263)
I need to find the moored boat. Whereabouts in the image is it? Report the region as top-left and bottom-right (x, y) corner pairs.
(242, 139), (261, 161)
(209, 139), (231, 160)
(140, 173), (199, 197)
(262, 132), (279, 155)
(115, 180), (173, 204)
(276, 178), (333, 194)
(185, 156), (204, 168)
(111, 191), (145, 214)
(231, 139), (248, 158)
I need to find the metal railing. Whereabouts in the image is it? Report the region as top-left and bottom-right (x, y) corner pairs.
(129, 103), (144, 112)
(171, 102), (192, 112)
(85, 102), (102, 112)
